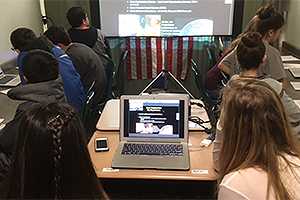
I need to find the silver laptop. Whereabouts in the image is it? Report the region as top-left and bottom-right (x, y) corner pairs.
(289, 68), (300, 78)
(112, 94), (190, 170)
(0, 66), (21, 87)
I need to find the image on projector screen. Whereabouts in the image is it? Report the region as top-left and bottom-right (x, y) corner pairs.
(119, 14), (161, 36)
(100, 0), (234, 37)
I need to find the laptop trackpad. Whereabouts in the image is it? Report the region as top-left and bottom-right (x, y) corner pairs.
(138, 157), (163, 167)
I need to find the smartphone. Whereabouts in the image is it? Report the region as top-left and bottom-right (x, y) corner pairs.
(95, 138), (109, 152)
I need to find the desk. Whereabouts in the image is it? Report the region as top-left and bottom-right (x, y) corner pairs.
(88, 99), (218, 181)
(88, 130), (218, 181)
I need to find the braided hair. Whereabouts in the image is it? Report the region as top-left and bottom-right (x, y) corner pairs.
(46, 110), (75, 199)
(0, 102), (109, 199)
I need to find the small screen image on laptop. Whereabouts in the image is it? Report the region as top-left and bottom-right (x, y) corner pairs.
(124, 99), (185, 139)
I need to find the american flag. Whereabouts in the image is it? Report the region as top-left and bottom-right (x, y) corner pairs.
(126, 37), (193, 80)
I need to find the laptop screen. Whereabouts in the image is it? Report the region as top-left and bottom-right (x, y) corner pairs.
(123, 98), (185, 139)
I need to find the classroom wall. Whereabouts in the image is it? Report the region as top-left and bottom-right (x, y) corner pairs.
(0, 0), (43, 65)
(280, 0), (300, 49)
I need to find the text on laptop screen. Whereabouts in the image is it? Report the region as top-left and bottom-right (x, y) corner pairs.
(123, 99), (185, 138)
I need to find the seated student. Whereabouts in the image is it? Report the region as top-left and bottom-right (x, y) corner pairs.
(214, 78), (300, 200)
(218, 4), (287, 90)
(44, 25), (108, 108)
(230, 32), (300, 137)
(0, 102), (109, 199)
(66, 6), (111, 66)
(10, 27), (85, 111)
(0, 50), (67, 182)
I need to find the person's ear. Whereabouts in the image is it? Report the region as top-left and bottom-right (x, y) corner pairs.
(57, 43), (66, 52)
(262, 55), (267, 63)
(24, 76), (29, 83)
(267, 29), (275, 38)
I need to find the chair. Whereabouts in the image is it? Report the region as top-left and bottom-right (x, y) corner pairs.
(204, 45), (217, 69)
(94, 59), (116, 113)
(79, 81), (95, 126)
(112, 49), (128, 98)
(191, 59), (218, 127)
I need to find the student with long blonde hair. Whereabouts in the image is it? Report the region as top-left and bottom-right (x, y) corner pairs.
(216, 78), (300, 199)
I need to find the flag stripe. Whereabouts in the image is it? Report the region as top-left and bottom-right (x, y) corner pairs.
(126, 37), (193, 80)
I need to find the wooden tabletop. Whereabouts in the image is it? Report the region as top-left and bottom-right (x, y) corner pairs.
(88, 130), (219, 181)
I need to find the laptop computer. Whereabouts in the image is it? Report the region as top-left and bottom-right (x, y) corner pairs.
(289, 68), (300, 78)
(0, 66), (21, 87)
(112, 94), (190, 170)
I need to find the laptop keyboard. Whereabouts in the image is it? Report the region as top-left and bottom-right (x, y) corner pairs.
(0, 76), (15, 84)
(121, 143), (183, 157)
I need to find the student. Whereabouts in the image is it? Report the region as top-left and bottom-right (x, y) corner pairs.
(230, 32), (300, 136)
(66, 6), (111, 66)
(214, 78), (300, 199)
(217, 4), (287, 89)
(44, 25), (108, 108)
(10, 27), (85, 111)
(0, 102), (109, 199)
(0, 50), (67, 182)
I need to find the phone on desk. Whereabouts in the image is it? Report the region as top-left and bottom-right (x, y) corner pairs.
(95, 138), (109, 152)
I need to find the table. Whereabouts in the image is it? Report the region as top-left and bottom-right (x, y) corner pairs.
(88, 99), (218, 181)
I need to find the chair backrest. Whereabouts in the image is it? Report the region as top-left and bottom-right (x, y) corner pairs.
(112, 49), (128, 98)
(105, 59), (116, 101)
(204, 45), (217, 69)
(191, 59), (217, 106)
(79, 81), (95, 125)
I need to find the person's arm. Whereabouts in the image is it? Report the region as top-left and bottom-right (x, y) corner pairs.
(278, 78), (287, 90)
(212, 121), (222, 172)
(218, 62), (230, 75)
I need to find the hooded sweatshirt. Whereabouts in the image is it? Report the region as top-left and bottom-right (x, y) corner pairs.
(0, 77), (66, 181)
(17, 36), (85, 111)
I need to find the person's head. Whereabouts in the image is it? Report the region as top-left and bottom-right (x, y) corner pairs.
(66, 6), (89, 28)
(219, 78), (300, 199)
(21, 49), (59, 83)
(0, 102), (109, 199)
(44, 25), (72, 47)
(244, 4), (284, 43)
(236, 32), (266, 71)
(10, 27), (37, 52)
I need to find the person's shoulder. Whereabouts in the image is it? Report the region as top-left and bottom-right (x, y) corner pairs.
(220, 167), (268, 199)
(263, 40), (280, 56)
(261, 78), (282, 94)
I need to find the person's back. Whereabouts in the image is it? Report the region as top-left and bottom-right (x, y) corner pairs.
(0, 102), (109, 199)
(44, 25), (108, 108)
(0, 50), (67, 182)
(216, 78), (300, 199)
(218, 4), (287, 89)
(230, 32), (300, 137)
(10, 27), (85, 111)
(66, 6), (111, 66)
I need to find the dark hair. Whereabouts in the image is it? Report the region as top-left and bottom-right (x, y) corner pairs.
(10, 27), (37, 50)
(244, 4), (285, 37)
(0, 102), (109, 199)
(237, 32), (266, 70)
(44, 25), (72, 46)
(21, 49), (59, 83)
(66, 6), (87, 28)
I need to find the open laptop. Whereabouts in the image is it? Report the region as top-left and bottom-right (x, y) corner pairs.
(289, 68), (300, 78)
(0, 66), (21, 87)
(112, 94), (190, 170)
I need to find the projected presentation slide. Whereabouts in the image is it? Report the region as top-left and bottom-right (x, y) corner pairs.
(100, 0), (234, 37)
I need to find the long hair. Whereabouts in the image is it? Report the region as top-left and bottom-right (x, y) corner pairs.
(219, 78), (300, 199)
(0, 102), (109, 199)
